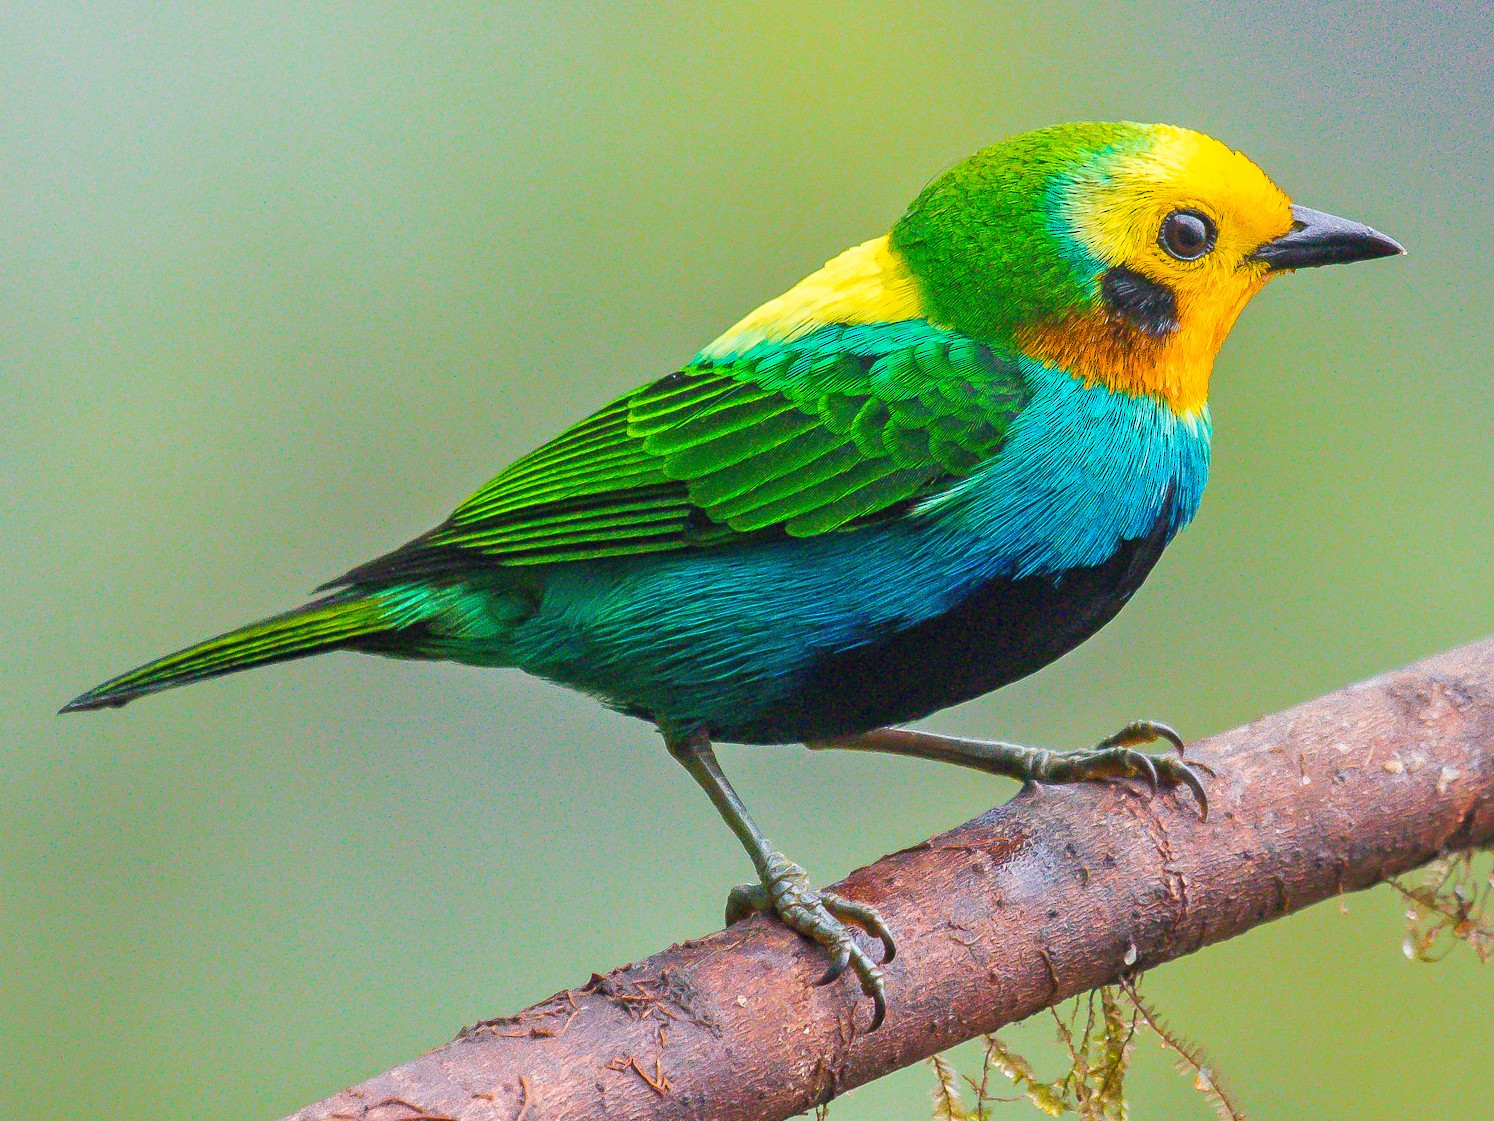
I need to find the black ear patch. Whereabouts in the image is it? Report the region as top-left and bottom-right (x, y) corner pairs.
(1101, 266), (1178, 338)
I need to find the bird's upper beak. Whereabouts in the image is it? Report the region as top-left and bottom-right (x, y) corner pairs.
(1250, 205), (1404, 271)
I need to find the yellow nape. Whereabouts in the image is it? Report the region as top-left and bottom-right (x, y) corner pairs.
(1020, 125), (1295, 416)
(701, 235), (924, 360)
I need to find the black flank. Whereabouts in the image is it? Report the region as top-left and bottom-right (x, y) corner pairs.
(720, 495), (1177, 744)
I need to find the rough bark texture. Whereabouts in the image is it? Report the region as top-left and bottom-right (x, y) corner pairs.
(282, 638), (1494, 1121)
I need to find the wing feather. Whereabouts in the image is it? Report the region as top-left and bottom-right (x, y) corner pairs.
(327, 322), (1030, 585)
(703, 440), (864, 520)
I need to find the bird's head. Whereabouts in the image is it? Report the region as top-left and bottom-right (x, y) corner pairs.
(891, 121), (1402, 415)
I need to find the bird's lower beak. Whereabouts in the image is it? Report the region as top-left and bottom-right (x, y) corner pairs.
(1250, 205), (1404, 271)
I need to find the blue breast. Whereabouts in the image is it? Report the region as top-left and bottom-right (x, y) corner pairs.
(504, 361), (1211, 735)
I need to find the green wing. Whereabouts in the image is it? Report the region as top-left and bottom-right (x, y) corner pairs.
(331, 322), (1030, 585)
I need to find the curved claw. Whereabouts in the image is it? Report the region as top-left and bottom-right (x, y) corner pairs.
(867, 983), (887, 1032)
(817, 943), (851, 986)
(870, 920), (897, 965)
(1130, 750), (1160, 795)
(837, 940), (887, 1029)
(822, 891), (897, 964)
(1148, 721), (1187, 754)
(1169, 761), (1211, 821)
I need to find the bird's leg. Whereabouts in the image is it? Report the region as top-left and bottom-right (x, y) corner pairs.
(664, 729), (894, 1030)
(809, 721), (1212, 819)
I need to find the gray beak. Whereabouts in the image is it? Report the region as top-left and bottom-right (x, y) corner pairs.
(1250, 205), (1404, 270)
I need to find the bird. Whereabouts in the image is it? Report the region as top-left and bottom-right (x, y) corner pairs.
(63, 121), (1403, 1031)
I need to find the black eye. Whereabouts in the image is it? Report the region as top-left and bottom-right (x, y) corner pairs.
(1159, 209), (1217, 261)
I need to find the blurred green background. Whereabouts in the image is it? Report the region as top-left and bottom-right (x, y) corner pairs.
(4, 2), (1491, 1118)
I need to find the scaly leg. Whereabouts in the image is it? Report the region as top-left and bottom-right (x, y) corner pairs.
(809, 720), (1212, 819)
(665, 729), (895, 1030)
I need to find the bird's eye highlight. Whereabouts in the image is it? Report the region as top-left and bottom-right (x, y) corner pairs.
(1159, 209), (1217, 261)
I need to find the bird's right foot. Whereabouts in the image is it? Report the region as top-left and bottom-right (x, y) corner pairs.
(665, 729), (896, 1030)
(725, 850), (895, 1031)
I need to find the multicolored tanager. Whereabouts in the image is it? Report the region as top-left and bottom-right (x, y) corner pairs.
(64, 121), (1403, 1029)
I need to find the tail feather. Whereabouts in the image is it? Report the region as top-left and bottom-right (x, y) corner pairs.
(60, 593), (401, 712)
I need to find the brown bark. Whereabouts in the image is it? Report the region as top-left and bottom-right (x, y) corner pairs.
(281, 638), (1494, 1121)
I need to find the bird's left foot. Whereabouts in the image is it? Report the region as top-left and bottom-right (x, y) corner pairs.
(1027, 720), (1213, 819)
(725, 851), (895, 1031)
(812, 721), (1212, 819)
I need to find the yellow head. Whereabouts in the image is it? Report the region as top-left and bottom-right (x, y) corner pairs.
(1025, 126), (1293, 413)
(892, 122), (1403, 416)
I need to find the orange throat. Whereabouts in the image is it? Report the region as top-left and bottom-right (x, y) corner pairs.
(1016, 276), (1268, 416)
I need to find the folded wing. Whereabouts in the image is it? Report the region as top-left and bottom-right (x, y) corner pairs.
(326, 322), (1031, 586)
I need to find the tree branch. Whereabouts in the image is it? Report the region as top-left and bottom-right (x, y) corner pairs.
(280, 638), (1494, 1121)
